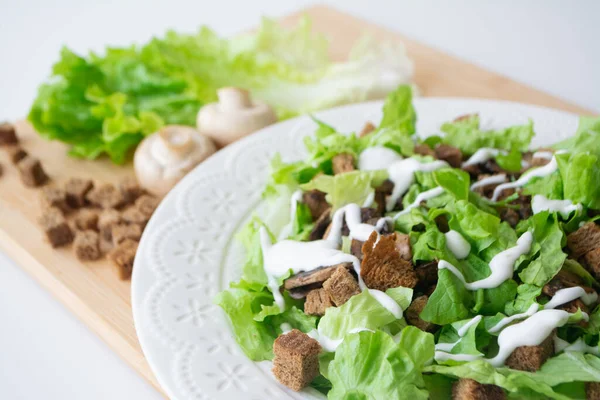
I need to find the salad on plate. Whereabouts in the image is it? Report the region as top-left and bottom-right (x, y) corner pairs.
(215, 85), (600, 399)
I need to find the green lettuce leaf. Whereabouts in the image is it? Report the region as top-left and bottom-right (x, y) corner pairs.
(328, 329), (432, 400)
(556, 152), (600, 210)
(301, 170), (388, 212)
(523, 173), (564, 200)
(378, 84), (416, 134)
(440, 114), (535, 155)
(504, 283), (542, 316)
(552, 116), (600, 157)
(318, 287), (413, 340)
(421, 269), (473, 325)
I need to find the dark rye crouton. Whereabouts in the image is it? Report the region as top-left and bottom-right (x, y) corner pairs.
(121, 206), (150, 229)
(415, 261), (439, 290)
(40, 187), (70, 214)
(505, 333), (554, 372)
(309, 208), (331, 241)
(38, 207), (74, 248)
(74, 209), (99, 231)
(86, 183), (125, 209)
(273, 329), (321, 391)
(304, 289), (334, 316)
(64, 178), (93, 208)
(6, 145), (27, 164)
(360, 232), (418, 291)
(0, 122), (18, 145)
(119, 177), (144, 205)
(567, 222), (600, 258)
(135, 194), (159, 218)
(413, 143), (435, 158)
(283, 263), (353, 291)
(359, 121), (376, 137)
(108, 239), (138, 280)
(322, 266), (360, 306)
(586, 382), (600, 400)
(435, 144), (463, 168)
(98, 209), (122, 241)
(73, 230), (101, 261)
(17, 156), (48, 187)
(583, 248), (600, 280)
(303, 190), (329, 221)
(111, 223), (142, 246)
(405, 295), (437, 332)
(331, 153), (355, 175)
(452, 378), (506, 400)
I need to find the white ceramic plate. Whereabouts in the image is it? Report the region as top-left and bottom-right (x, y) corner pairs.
(131, 98), (579, 400)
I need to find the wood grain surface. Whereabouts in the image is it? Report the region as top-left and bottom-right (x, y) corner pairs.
(0, 5), (593, 398)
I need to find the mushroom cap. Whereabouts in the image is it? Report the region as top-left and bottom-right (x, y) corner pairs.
(197, 87), (277, 147)
(134, 125), (216, 197)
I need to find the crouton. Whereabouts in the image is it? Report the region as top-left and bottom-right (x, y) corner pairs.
(40, 187), (70, 214)
(303, 190), (329, 221)
(121, 206), (150, 229)
(583, 248), (600, 280)
(272, 329), (321, 391)
(542, 269), (588, 297)
(394, 233), (412, 261)
(135, 194), (159, 217)
(499, 208), (520, 228)
(332, 153), (355, 175)
(359, 121), (376, 137)
(350, 238), (365, 260)
(360, 232), (418, 291)
(74, 209), (99, 231)
(284, 263), (353, 291)
(304, 289), (334, 316)
(405, 295), (437, 332)
(38, 207), (73, 248)
(505, 333), (554, 372)
(309, 208), (331, 241)
(98, 209), (122, 241)
(452, 378), (506, 400)
(323, 266), (360, 306)
(0, 122), (18, 145)
(17, 156), (48, 187)
(111, 223), (142, 246)
(64, 178), (93, 208)
(73, 230), (101, 261)
(108, 239), (138, 280)
(567, 222), (600, 258)
(6, 145), (27, 164)
(0, 162), (3, 177)
(435, 144), (463, 168)
(86, 183), (125, 209)
(119, 177), (144, 204)
(415, 261), (439, 290)
(414, 143), (435, 158)
(586, 382), (600, 400)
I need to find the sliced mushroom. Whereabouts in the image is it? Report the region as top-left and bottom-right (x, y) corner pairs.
(283, 263), (354, 291)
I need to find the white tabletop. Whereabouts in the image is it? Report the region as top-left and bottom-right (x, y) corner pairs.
(0, 1), (598, 399)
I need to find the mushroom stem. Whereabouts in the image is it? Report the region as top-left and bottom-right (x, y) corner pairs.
(218, 87), (252, 111)
(159, 126), (193, 155)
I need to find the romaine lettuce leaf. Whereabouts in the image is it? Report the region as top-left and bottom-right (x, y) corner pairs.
(327, 329), (432, 400)
(440, 114), (535, 155)
(556, 152), (600, 210)
(421, 269), (473, 325)
(378, 84), (416, 134)
(552, 116), (600, 157)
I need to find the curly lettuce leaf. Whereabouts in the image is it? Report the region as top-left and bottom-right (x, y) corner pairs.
(328, 329), (432, 400)
(421, 269), (474, 325)
(378, 84), (416, 134)
(552, 116), (600, 157)
(556, 152), (600, 210)
(440, 114), (535, 155)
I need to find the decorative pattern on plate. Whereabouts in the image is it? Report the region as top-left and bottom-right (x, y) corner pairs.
(132, 99), (579, 399)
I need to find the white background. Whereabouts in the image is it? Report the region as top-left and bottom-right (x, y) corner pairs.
(0, 1), (598, 399)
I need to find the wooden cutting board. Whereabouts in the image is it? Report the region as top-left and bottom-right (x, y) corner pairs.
(0, 5), (594, 398)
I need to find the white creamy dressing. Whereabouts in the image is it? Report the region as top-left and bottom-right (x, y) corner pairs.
(554, 337), (600, 356)
(445, 230), (471, 260)
(308, 327), (374, 352)
(531, 195), (582, 219)
(486, 309), (570, 366)
(438, 232), (533, 290)
(393, 187), (445, 219)
(280, 323), (293, 334)
(532, 150), (554, 160)
(543, 287), (598, 309)
(362, 191), (376, 208)
(462, 148), (507, 167)
(328, 203), (389, 245)
(435, 341), (460, 353)
(278, 190), (304, 240)
(369, 289), (403, 319)
(491, 152), (567, 201)
(488, 303), (540, 333)
(358, 147), (448, 211)
(434, 316), (482, 359)
(470, 174), (507, 191)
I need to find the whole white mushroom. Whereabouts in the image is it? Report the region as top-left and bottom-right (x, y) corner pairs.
(197, 87), (277, 147)
(134, 125), (216, 197)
